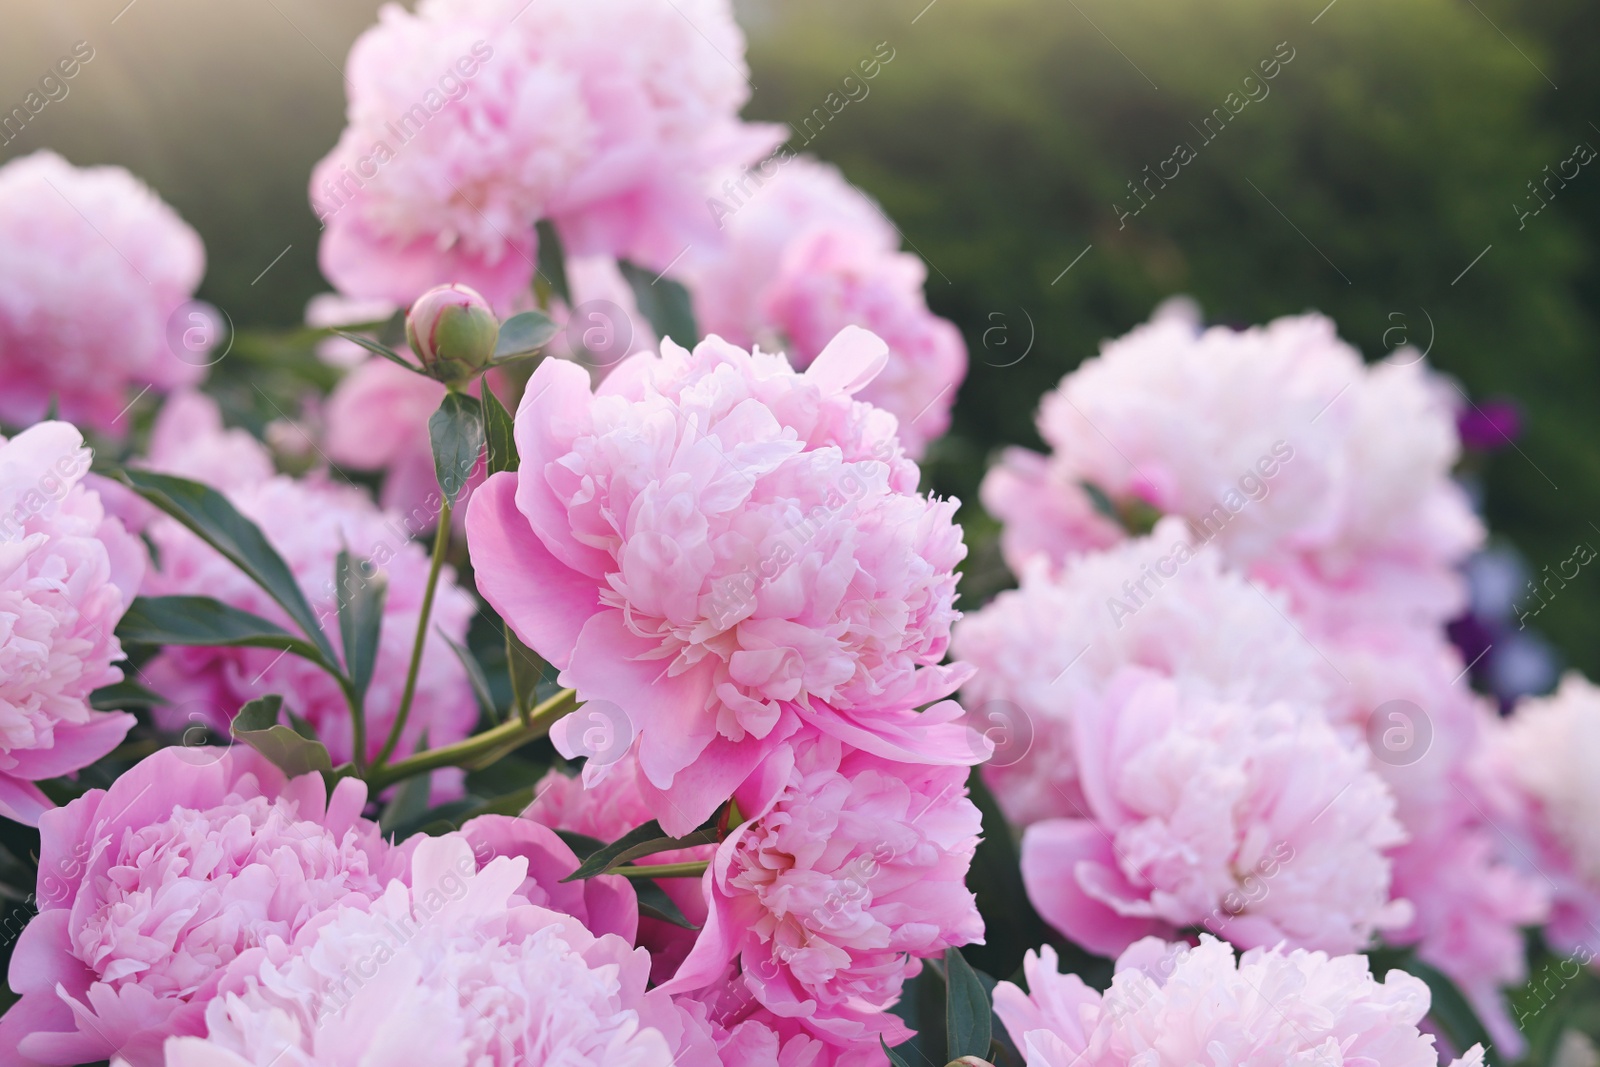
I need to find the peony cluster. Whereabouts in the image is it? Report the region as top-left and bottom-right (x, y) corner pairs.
(0, 151), (206, 434)
(0, 422), (144, 823)
(135, 393), (477, 785)
(993, 935), (1485, 1067)
(313, 0), (780, 310)
(682, 157), (967, 455)
(468, 328), (980, 833)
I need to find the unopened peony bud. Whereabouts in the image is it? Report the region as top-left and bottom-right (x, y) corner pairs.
(405, 283), (498, 387)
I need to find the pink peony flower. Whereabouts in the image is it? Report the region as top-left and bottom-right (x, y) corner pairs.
(314, 0), (780, 310)
(993, 935), (1485, 1067)
(1019, 667), (1409, 958)
(466, 329), (982, 833)
(952, 521), (1334, 828)
(0, 422), (143, 823)
(986, 309), (1481, 628)
(0, 151), (206, 435)
(138, 394), (476, 784)
(159, 834), (716, 1067)
(0, 747), (405, 1067)
(684, 157), (966, 456)
(662, 729), (984, 1053)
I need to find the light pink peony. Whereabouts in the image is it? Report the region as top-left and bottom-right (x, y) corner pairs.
(0, 151), (206, 434)
(0, 422), (143, 823)
(137, 395), (476, 783)
(684, 157), (966, 456)
(314, 0), (779, 310)
(1019, 667), (1409, 958)
(662, 729), (984, 1053)
(986, 309), (1481, 628)
(466, 328), (982, 833)
(993, 935), (1485, 1067)
(160, 834), (716, 1067)
(952, 520), (1333, 828)
(0, 747), (405, 1067)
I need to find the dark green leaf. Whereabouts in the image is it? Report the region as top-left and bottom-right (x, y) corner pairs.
(562, 817), (721, 882)
(1405, 959), (1501, 1067)
(481, 384), (519, 476)
(633, 879), (698, 930)
(557, 830), (605, 861)
(535, 218), (572, 307)
(619, 260), (698, 348)
(507, 629), (543, 724)
(1080, 479), (1118, 523)
(945, 948), (992, 1060)
(335, 551), (386, 705)
(90, 679), (167, 710)
(880, 1038), (915, 1067)
(441, 630), (497, 722)
(379, 762), (433, 834)
(964, 769), (1052, 979)
(332, 330), (424, 374)
(492, 311), (560, 360)
(231, 695), (334, 778)
(429, 392), (486, 509)
(112, 469), (336, 664)
(117, 596), (328, 666)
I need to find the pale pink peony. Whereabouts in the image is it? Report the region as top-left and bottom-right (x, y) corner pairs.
(0, 422), (143, 823)
(699, 991), (889, 1067)
(137, 395), (476, 783)
(0, 747), (405, 1067)
(1482, 673), (1600, 965)
(684, 157), (966, 456)
(661, 729), (984, 1053)
(987, 309), (1481, 628)
(993, 935), (1485, 1067)
(1019, 667), (1409, 958)
(0, 151), (206, 434)
(952, 521), (1333, 828)
(160, 834), (715, 1067)
(314, 0), (780, 310)
(466, 328), (983, 833)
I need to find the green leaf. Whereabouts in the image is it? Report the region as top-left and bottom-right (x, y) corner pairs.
(441, 630), (498, 722)
(231, 695), (334, 778)
(964, 769), (1052, 979)
(880, 1038), (915, 1067)
(944, 948), (993, 1061)
(561, 817), (721, 882)
(633, 879), (699, 930)
(428, 391), (486, 509)
(332, 330), (425, 374)
(1406, 959), (1501, 1067)
(619, 260), (698, 348)
(90, 679), (167, 710)
(112, 469), (336, 665)
(492, 311), (560, 361)
(506, 628), (543, 724)
(117, 596), (329, 666)
(535, 218), (572, 307)
(481, 384), (520, 476)
(379, 760), (433, 834)
(335, 551), (386, 705)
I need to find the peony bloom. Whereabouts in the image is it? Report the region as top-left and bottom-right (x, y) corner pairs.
(684, 157), (966, 456)
(0, 151), (206, 434)
(458, 813), (638, 944)
(0, 422), (143, 823)
(467, 328), (982, 833)
(1482, 673), (1600, 965)
(160, 834), (715, 1067)
(138, 394), (476, 784)
(1019, 668), (1409, 958)
(662, 729), (984, 1053)
(313, 0), (779, 310)
(952, 520), (1333, 828)
(993, 935), (1485, 1067)
(0, 747), (405, 1066)
(985, 309), (1481, 629)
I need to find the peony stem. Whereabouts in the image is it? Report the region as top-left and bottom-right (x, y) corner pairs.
(612, 861), (711, 879)
(365, 687), (578, 793)
(373, 499), (452, 769)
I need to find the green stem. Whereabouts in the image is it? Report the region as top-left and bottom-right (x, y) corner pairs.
(344, 676), (368, 773)
(374, 499), (452, 768)
(613, 861), (711, 879)
(365, 688), (577, 793)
